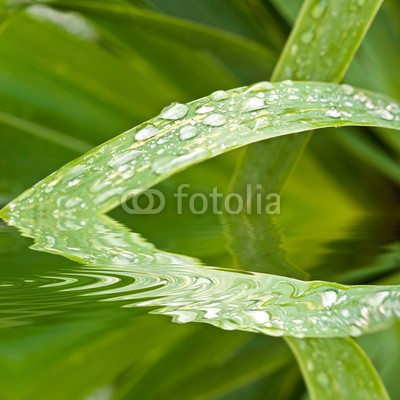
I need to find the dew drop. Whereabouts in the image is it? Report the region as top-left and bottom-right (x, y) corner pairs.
(108, 150), (143, 167)
(68, 178), (80, 187)
(311, 1), (326, 19)
(210, 90), (230, 101)
(93, 187), (125, 205)
(386, 103), (400, 114)
(365, 101), (375, 110)
(234, 123), (252, 135)
(134, 125), (159, 141)
(160, 102), (188, 120)
(317, 372), (329, 386)
(340, 84), (354, 96)
(365, 291), (390, 308)
(118, 167), (135, 179)
(283, 80), (295, 87)
(300, 30), (314, 44)
(267, 93), (279, 101)
(241, 97), (266, 113)
(179, 125), (199, 140)
(341, 111), (353, 119)
(306, 360), (314, 371)
(321, 290), (338, 308)
(246, 81), (274, 93)
(203, 307), (221, 319)
(246, 310), (270, 323)
(349, 326), (363, 336)
(64, 197), (83, 209)
(340, 309), (350, 318)
(255, 116), (271, 129)
(375, 109), (394, 121)
(151, 148), (207, 174)
(47, 178), (61, 188)
(195, 104), (216, 114)
(325, 108), (341, 118)
(203, 113), (227, 127)
(89, 180), (111, 194)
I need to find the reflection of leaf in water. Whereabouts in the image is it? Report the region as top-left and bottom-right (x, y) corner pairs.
(3, 208), (399, 338)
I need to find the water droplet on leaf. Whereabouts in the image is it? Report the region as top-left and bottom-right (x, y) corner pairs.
(195, 104), (215, 114)
(135, 125), (159, 141)
(325, 108), (341, 118)
(64, 197), (83, 209)
(317, 372), (329, 386)
(311, 1), (326, 19)
(301, 30), (314, 44)
(203, 113), (227, 127)
(255, 116), (271, 129)
(108, 150), (143, 167)
(375, 109), (394, 121)
(321, 290), (338, 308)
(160, 102), (188, 120)
(68, 178), (80, 187)
(152, 148), (207, 174)
(210, 90), (230, 101)
(241, 97), (266, 113)
(179, 126), (199, 140)
(246, 81), (274, 93)
(340, 84), (354, 96)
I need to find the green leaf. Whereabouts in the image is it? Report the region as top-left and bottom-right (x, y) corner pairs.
(3, 80), (400, 216)
(274, 0), (383, 82)
(286, 337), (390, 400)
(30, 0), (278, 79)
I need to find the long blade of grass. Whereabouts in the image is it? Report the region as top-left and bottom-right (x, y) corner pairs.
(274, 0), (383, 82)
(2, 81), (399, 217)
(286, 337), (390, 400)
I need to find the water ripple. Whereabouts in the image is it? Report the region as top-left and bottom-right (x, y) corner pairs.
(2, 213), (399, 337)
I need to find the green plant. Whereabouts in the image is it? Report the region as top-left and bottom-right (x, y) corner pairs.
(0, 1), (399, 399)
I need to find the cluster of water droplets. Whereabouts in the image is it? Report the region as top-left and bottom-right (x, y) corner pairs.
(4, 81), (400, 221)
(286, 0), (372, 80)
(293, 337), (383, 396)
